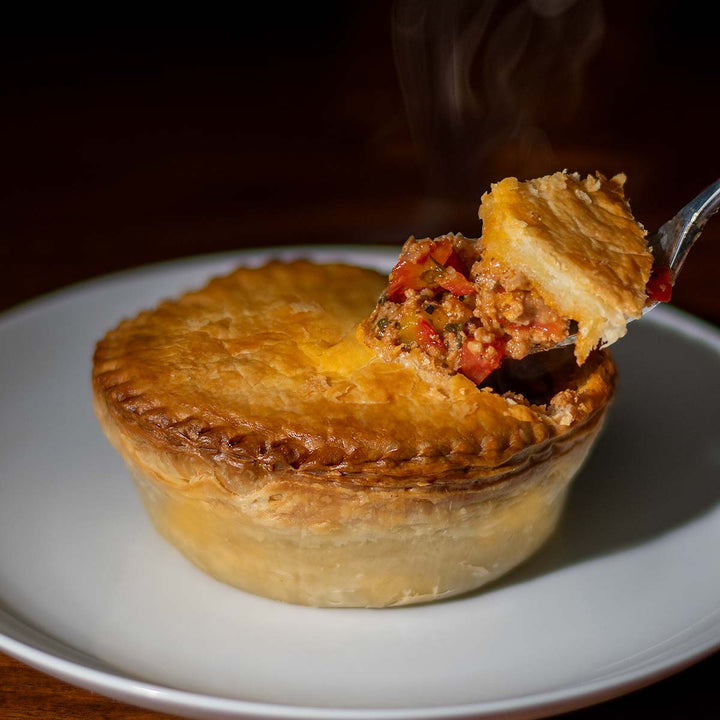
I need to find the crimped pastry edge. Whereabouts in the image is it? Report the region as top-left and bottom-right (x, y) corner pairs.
(93, 333), (615, 485)
(91, 359), (613, 486)
(94, 384), (609, 530)
(90, 262), (613, 478)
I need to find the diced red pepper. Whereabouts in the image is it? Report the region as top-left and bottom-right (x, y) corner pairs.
(416, 318), (446, 354)
(460, 337), (506, 385)
(646, 266), (673, 303)
(443, 248), (469, 275)
(386, 258), (427, 301)
(436, 266), (477, 297)
(386, 238), (476, 301)
(428, 239), (454, 266)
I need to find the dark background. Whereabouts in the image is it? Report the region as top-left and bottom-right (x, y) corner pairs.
(1, 1), (719, 718)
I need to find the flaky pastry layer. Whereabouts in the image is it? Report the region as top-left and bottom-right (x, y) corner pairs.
(478, 171), (653, 362)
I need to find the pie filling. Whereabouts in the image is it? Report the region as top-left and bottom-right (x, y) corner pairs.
(362, 232), (669, 386)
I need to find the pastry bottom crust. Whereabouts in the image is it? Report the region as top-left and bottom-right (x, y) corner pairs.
(106, 410), (607, 608)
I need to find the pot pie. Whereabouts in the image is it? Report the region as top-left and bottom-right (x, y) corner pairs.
(93, 171), (654, 608)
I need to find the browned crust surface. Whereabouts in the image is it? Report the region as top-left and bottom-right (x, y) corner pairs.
(92, 261), (615, 486)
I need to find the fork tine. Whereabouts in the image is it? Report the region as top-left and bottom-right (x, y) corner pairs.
(650, 177), (720, 276)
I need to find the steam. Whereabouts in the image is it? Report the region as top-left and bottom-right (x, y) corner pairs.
(393, 0), (604, 196)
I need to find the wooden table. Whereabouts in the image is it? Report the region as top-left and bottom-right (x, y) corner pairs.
(2, 4), (719, 718)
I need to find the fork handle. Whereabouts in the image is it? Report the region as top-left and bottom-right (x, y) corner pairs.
(654, 177), (720, 277)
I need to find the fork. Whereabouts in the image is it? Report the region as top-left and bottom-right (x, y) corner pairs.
(556, 177), (720, 349)
(647, 177), (720, 280)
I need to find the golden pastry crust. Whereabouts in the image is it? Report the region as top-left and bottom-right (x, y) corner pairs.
(478, 171), (653, 362)
(93, 260), (616, 606)
(93, 261), (613, 482)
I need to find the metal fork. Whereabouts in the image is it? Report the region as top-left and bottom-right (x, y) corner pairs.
(556, 177), (720, 349)
(647, 177), (720, 290)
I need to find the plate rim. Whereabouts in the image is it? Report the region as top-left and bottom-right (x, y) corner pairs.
(1, 246), (719, 720)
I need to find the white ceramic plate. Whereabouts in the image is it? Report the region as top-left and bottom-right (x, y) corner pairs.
(1, 247), (720, 720)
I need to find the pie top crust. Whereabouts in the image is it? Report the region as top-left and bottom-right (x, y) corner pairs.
(478, 171), (653, 362)
(92, 261), (615, 487)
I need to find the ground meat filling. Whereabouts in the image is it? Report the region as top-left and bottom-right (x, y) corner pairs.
(472, 260), (569, 361)
(363, 234), (570, 385)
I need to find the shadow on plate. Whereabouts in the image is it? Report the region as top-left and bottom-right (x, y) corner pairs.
(491, 318), (720, 591)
